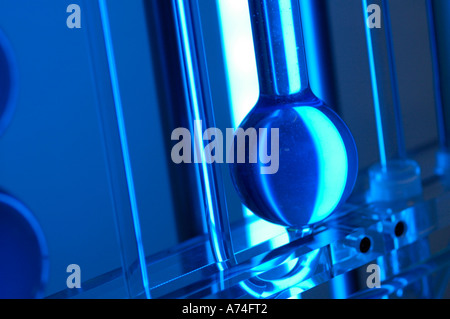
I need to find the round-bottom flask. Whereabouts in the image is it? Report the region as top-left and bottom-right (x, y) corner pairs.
(229, 0), (358, 228)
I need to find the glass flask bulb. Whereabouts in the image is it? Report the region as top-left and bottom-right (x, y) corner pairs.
(228, 0), (358, 228)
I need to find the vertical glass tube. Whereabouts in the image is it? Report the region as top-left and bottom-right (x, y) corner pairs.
(363, 0), (422, 202)
(426, 0), (447, 150)
(173, 0), (236, 268)
(363, 0), (405, 166)
(363, 2), (432, 300)
(248, 0), (311, 97)
(83, 0), (150, 299)
(427, 0), (450, 183)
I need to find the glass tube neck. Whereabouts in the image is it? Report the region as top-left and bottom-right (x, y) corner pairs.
(249, 0), (312, 98)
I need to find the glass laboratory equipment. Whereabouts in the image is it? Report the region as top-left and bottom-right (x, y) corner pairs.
(145, 0), (236, 268)
(0, 0), (448, 300)
(362, 0), (436, 299)
(363, 0), (422, 203)
(81, 0), (238, 299)
(172, 0), (236, 267)
(229, 0), (358, 228)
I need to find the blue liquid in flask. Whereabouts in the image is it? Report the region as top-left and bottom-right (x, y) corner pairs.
(229, 0), (358, 228)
